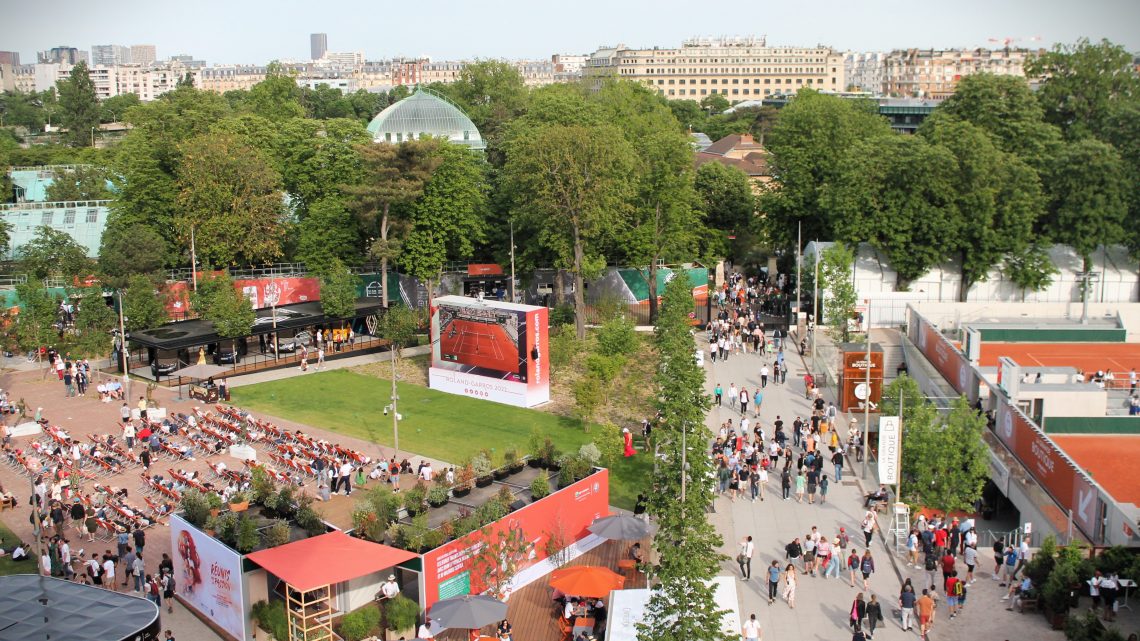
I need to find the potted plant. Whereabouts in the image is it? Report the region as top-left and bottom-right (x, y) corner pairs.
(403, 483), (427, 516)
(453, 465), (475, 497)
(236, 516), (260, 553)
(540, 439), (561, 470)
(1042, 543), (1083, 629)
(383, 594), (420, 641)
(180, 489), (211, 527)
(228, 491), (250, 513)
(500, 447), (522, 477)
(471, 453), (493, 487)
(427, 484), (450, 508)
(530, 475), (551, 502)
(206, 491), (224, 518)
(262, 519), (291, 548)
(495, 485), (515, 510)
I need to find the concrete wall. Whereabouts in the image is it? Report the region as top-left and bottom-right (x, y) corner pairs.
(1024, 388), (1108, 418)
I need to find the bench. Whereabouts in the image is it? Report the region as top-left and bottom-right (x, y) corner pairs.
(874, 500), (890, 514)
(1018, 597), (1039, 613)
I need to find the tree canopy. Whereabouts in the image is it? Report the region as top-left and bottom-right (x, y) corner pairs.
(57, 61), (100, 147)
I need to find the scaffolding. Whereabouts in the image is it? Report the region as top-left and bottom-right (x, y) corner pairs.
(286, 583), (335, 641)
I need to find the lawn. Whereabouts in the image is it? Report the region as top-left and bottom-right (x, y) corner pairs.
(234, 369), (649, 509)
(0, 518), (35, 576)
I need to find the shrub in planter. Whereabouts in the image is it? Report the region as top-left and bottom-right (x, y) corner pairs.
(384, 594), (420, 637)
(250, 466), (275, 505)
(251, 599), (288, 641)
(340, 605), (381, 641)
(577, 443), (602, 467)
(180, 489), (211, 527)
(503, 447), (523, 472)
(540, 439), (561, 469)
(530, 476), (551, 501)
(404, 483), (428, 516)
(496, 485), (515, 508)
(213, 512), (241, 548)
(236, 516), (260, 553)
(454, 464), (476, 494)
(228, 491), (250, 512)
(295, 504), (327, 537)
(206, 491), (224, 517)
(471, 452), (493, 484)
(423, 528), (445, 551)
(262, 519), (291, 549)
(475, 499), (508, 526)
(427, 485), (450, 508)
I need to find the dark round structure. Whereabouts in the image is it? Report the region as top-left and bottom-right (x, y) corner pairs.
(0, 574), (161, 641)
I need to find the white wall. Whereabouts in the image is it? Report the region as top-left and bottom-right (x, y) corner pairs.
(343, 569), (387, 612)
(1020, 388), (1108, 418)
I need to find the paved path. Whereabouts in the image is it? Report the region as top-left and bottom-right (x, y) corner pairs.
(700, 343), (1063, 641)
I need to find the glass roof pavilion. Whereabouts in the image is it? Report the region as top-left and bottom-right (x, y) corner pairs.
(366, 88), (486, 151)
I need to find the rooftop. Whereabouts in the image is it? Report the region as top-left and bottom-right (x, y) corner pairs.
(366, 88), (485, 150)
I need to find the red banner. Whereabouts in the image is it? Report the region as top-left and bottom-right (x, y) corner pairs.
(913, 315), (974, 393)
(162, 277), (322, 319)
(421, 469), (609, 610)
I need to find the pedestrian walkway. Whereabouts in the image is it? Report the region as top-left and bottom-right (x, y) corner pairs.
(700, 342), (1063, 641)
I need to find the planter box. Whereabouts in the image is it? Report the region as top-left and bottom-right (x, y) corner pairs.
(475, 476), (494, 488)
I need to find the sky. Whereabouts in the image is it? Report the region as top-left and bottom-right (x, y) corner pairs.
(2, 0), (1138, 65)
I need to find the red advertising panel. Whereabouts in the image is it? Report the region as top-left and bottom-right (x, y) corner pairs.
(913, 314), (974, 394)
(994, 398), (1100, 539)
(162, 277), (322, 319)
(421, 469), (609, 610)
(429, 295), (551, 407)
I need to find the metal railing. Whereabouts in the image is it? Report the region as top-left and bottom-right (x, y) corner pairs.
(0, 199), (112, 211)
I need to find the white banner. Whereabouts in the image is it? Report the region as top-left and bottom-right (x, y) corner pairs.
(878, 416), (901, 485)
(170, 514), (246, 640)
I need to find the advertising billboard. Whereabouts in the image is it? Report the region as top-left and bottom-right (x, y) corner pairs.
(421, 469), (609, 610)
(170, 514), (246, 640)
(163, 277), (321, 319)
(994, 397), (1100, 540)
(911, 312), (976, 399)
(428, 295), (550, 407)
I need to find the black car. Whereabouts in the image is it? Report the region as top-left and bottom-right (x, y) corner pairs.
(151, 360), (180, 378)
(214, 349), (241, 365)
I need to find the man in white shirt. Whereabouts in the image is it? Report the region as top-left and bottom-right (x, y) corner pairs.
(417, 618), (435, 639)
(338, 461), (354, 496)
(103, 557), (117, 590)
(738, 536), (754, 579)
(419, 463), (433, 483)
(742, 613), (763, 640)
(379, 574), (400, 599)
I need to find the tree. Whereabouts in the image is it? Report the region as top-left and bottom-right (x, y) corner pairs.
(317, 258), (359, 322)
(1028, 38), (1140, 141)
(699, 93), (730, 115)
(175, 132), (287, 266)
(818, 242), (858, 343)
(0, 89), (54, 132)
(300, 84), (352, 119)
(122, 274), (168, 332)
(100, 92), (140, 123)
(19, 226), (91, 280)
(898, 396), (989, 512)
(640, 276), (727, 641)
(0, 218), (11, 257)
(918, 118), (1044, 299)
(342, 140), (441, 308)
(762, 90), (892, 247)
(56, 61), (100, 147)
(376, 305), (420, 358)
(435, 60), (529, 152)
(503, 123), (636, 339)
(195, 272), (255, 357)
(694, 162), (753, 235)
(1040, 138), (1131, 269)
(928, 73), (1062, 170)
(399, 144), (489, 305)
(44, 165), (112, 201)
(71, 287), (116, 356)
(245, 64), (304, 121)
(1003, 245), (1060, 300)
(295, 197), (362, 272)
(11, 282), (58, 352)
(98, 224), (168, 289)
(470, 526), (532, 599)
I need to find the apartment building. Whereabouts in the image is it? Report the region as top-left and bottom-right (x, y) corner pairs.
(882, 48), (1030, 98)
(584, 37), (845, 101)
(196, 65), (269, 92)
(92, 44), (132, 66)
(130, 45), (157, 67)
(844, 52), (886, 93)
(552, 53), (587, 80)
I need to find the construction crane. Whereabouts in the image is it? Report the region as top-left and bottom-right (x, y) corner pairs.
(987, 35), (1042, 48)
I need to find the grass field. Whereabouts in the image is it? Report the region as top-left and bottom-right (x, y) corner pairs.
(0, 518), (34, 576)
(234, 369), (649, 509)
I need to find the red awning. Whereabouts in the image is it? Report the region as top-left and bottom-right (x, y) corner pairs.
(246, 531), (418, 591)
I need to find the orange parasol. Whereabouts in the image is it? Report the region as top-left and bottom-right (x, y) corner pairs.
(549, 565), (625, 598)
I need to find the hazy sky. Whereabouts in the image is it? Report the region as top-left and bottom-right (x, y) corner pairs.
(2, 0), (1137, 64)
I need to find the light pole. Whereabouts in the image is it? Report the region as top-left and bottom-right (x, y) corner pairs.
(383, 346), (401, 459)
(117, 289), (131, 401)
(811, 242), (819, 375)
(861, 298), (871, 479)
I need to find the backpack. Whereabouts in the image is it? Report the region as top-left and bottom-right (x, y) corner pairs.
(924, 555), (937, 571)
(953, 580), (964, 597)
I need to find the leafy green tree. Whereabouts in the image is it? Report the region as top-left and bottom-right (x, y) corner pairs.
(19, 226), (91, 280)
(317, 258), (360, 322)
(195, 271), (255, 356)
(275, 117), (372, 214)
(818, 242), (858, 342)
(300, 84), (352, 119)
(927, 73), (1062, 171)
(694, 162), (753, 236)
(1003, 245), (1060, 299)
(97, 224), (168, 289)
(345, 89), (386, 123)
(56, 61), (100, 147)
(99, 92), (140, 123)
(640, 275), (727, 641)
(175, 132), (287, 266)
(762, 90), (892, 247)
(122, 274), (169, 332)
(899, 396), (989, 512)
(295, 197), (362, 272)
(824, 135), (959, 287)
(400, 143), (489, 304)
(245, 64), (304, 121)
(11, 282), (58, 351)
(342, 140), (441, 307)
(699, 93), (730, 114)
(0, 89), (54, 132)
(1041, 138), (1131, 269)
(1028, 38), (1140, 141)
(435, 60), (529, 152)
(667, 99), (707, 133)
(377, 305), (420, 358)
(44, 165), (112, 201)
(503, 123), (636, 339)
(0, 219), (11, 257)
(71, 287), (116, 356)
(919, 118), (1044, 299)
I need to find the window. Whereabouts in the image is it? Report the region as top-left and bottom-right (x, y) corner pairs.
(63, 209), (76, 225)
(742, 78), (749, 84)
(732, 89), (739, 95)
(679, 79), (686, 85)
(41, 212), (53, 226)
(668, 89), (675, 95)
(86, 209), (99, 223)
(764, 89), (771, 95)
(742, 89), (750, 95)
(463, 131), (470, 141)
(710, 79), (717, 84)
(396, 133), (403, 142)
(732, 78), (739, 84)
(385, 133), (391, 142)
(700, 79), (707, 84)
(657, 79), (664, 85)
(764, 79), (771, 84)
(796, 79), (803, 84)
(668, 79), (674, 85)
(700, 89), (707, 95)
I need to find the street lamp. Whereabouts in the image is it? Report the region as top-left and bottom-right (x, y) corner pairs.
(116, 289), (131, 401)
(383, 350), (402, 459)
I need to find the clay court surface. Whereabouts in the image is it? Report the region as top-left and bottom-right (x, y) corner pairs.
(979, 342), (1140, 373)
(439, 318), (520, 375)
(1049, 435), (1140, 504)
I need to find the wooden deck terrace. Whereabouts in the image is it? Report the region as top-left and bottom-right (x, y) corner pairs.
(438, 537), (649, 641)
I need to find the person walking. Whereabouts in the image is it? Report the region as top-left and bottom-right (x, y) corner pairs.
(338, 460), (354, 496)
(742, 613), (763, 641)
(739, 388), (749, 417)
(794, 470), (806, 503)
(753, 389), (762, 418)
(715, 383), (723, 405)
(760, 364), (769, 388)
(729, 383), (738, 410)
(860, 511), (877, 547)
(865, 595), (882, 638)
(832, 449), (844, 481)
(780, 468), (791, 500)
(860, 550), (876, 591)
(750, 465), (763, 501)
(899, 582), (917, 632)
(819, 474), (830, 504)
(917, 589), (936, 640)
(738, 536), (754, 580)
(766, 561), (780, 605)
(850, 593), (867, 633)
(782, 563), (797, 609)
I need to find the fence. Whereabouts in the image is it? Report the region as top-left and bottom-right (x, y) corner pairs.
(581, 297), (711, 326)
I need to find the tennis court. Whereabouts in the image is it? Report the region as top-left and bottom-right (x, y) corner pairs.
(440, 318), (521, 374)
(978, 342), (1140, 374)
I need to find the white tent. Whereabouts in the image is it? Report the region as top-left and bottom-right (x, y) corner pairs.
(604, 576), (741, 641)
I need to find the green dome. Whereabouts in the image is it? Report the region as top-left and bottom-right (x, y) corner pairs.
(366, 88), (485, 150)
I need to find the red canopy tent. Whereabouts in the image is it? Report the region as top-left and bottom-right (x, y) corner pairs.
(246, 531), (417, 592)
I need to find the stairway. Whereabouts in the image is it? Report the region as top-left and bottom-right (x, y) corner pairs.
(872, 328), (906, 383)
